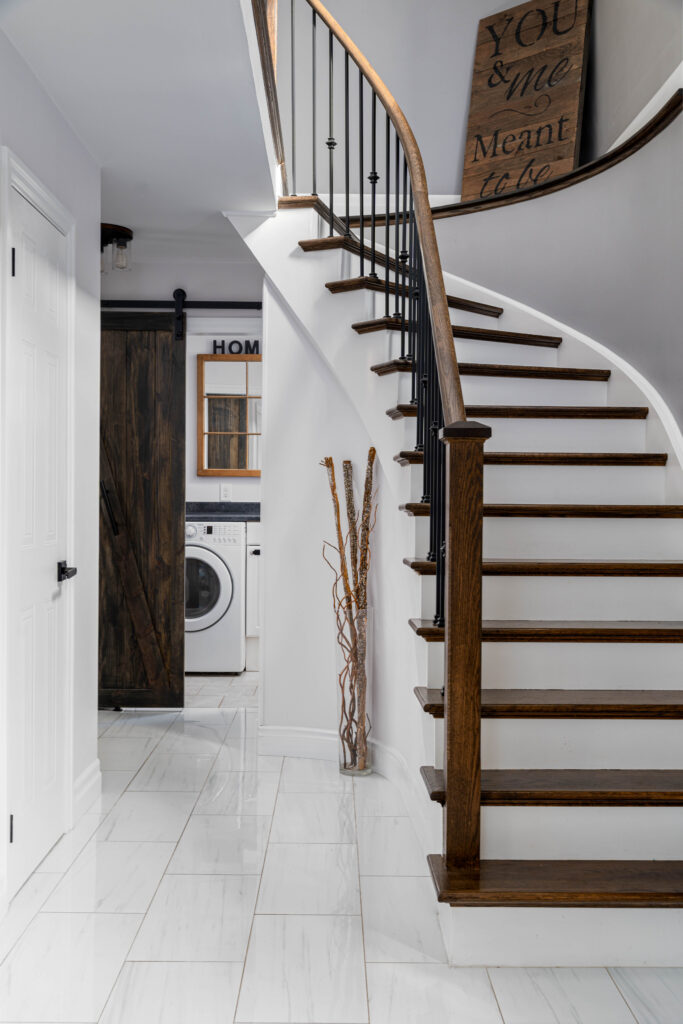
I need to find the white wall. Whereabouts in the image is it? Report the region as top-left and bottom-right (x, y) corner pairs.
(0, 30), (101, 855)
(435, 115), (683, 426)
(186, 317), (262, 503)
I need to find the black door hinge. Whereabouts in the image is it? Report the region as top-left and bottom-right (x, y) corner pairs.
(11, 248), (16, 277)
(9, 814), (14, 843)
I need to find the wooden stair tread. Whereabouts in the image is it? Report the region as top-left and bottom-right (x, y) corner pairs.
(407, 558), (683, 577)
(324, 276), (503, 317)
(399, 501), (430, 516)
(388, 404), (649, 420)
(371, 360), (610, 380)
(414, 686), (683, 719)
(395, 451), (667, 467)
(422, 767), (683, 806)
(483, 504), (683, 517)
(452, 325), (562, 347)
(409, 618), (683, 642)
(428, 854), (683, 907)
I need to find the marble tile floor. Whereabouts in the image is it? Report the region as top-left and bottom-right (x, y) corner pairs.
(0, 681), (681, 1022)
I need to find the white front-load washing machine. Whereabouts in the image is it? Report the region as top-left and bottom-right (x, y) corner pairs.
(184, 521), (246, 673)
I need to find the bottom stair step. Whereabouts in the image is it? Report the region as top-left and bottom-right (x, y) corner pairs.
(428, 854), (683, 907)
(413, 686), (683, 719)
(420, 767), (683, 806)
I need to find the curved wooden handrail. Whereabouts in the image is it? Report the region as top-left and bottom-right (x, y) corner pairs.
(431, 90), (682, 221)
(301, 0), (466, 425)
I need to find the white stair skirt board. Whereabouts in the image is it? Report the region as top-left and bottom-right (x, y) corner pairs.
(438, 908), (683, 967)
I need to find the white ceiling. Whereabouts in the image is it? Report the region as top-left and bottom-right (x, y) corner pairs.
(0, 0), (276, 236)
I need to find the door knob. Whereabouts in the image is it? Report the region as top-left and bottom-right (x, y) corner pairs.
(57, 561), (78, 582)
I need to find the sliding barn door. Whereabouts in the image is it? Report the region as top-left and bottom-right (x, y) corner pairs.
(99, 313), (185, 707)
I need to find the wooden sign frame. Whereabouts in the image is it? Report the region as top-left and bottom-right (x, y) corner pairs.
(461, 0), (592, 202)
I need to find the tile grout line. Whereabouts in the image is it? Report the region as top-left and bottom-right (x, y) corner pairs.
(484, 966), (510, 1024)
(230, 741), (285, 1024)
(606, 968), (649, 1024)
(352, 777), (372, 1024)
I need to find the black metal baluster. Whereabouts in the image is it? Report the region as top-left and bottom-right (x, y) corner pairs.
(327, 30), (336, 236)
(290, 0), (296, 194)
(384, 113), (390, 317)
(358, 72), (364, 277)
(394, 132), (401, 323)
(312, 9), (317, 194)
(399, 155), (408, 358)
(368, 94), (379, 280)
(408, 188), (416, 401)
(344, 52), (350, 236)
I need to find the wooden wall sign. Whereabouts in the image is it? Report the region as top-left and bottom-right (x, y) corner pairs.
(461, 0), (592, 202)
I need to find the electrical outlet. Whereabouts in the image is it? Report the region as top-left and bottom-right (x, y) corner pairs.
(219, 483), (233, 501)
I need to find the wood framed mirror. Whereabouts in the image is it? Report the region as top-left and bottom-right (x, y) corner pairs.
(196, 353), (262, 476)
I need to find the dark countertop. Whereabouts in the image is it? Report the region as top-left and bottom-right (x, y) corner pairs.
(186, 501), (261, 522)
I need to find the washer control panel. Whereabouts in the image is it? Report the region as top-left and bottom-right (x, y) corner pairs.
(185, 522), (246, 544)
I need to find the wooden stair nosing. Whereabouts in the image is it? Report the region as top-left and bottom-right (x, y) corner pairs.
(452, 325), (562, 347)
(414, 686), (683, 720)
(482, 504), (683, 518)
(427, 854), (683, 907)
(409, 618), (683, 643)
(407, 558), (683, 577)
(395, 451), (668, 467)
(299, 234), (399, 273)
(399, 501), (430, 516)
(422, 767), (683, 807)
(371, 360), (611, 380)
(324, 276), (503, 317)
(388, 404), (649, 421)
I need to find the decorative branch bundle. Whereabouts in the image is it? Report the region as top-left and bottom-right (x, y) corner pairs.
(321, 448), (377, 771)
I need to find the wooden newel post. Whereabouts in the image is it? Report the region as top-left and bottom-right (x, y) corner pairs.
(440, 421), (491, 870)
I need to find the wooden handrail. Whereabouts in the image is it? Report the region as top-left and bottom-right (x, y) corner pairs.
(298, 0), (466, 425)
(252, 0), (289, 195)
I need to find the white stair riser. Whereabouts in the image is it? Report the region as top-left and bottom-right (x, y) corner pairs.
(481, 807), (683, 860)
(481, 576), (683, 620)
(396, 373), (608, 407)
(484, 519), (683, 560)
(481, 719), (683, 770)
(395, 415), (647, 453)
(374, 323), (561, 367)
(484, 465), (665, 503)
(482, 643), (683, 689)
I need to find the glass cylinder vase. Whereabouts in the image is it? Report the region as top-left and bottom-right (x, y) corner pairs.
(335, 604), (372, 776)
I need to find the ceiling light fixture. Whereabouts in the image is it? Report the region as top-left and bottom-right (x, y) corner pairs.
(100, 223), (134, 272)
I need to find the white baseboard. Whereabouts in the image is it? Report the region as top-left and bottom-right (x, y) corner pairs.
(72, 758), (102, 823)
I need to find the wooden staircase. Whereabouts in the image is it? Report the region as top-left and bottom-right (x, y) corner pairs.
(294, 225), (683, 907)
(252, 0), (683, 917)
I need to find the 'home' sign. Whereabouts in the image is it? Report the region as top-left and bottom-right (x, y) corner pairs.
(461, 0), (592, 202)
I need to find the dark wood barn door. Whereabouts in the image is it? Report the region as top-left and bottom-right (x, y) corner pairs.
(99, 312), (185, 707)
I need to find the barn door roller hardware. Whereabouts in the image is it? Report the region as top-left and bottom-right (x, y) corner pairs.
(173, 288), (187, 341)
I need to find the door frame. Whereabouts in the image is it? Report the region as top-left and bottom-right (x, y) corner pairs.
(0, 149), (77, 913)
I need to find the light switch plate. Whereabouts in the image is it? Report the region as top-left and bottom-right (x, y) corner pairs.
(219, 483), (233, 501)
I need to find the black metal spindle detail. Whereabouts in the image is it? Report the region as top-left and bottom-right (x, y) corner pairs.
(384, 113), (390, 317)
(368, 94), (379, 279)
(311, 10), (317, 194)
(408, 189), (416, 403)
(290, 0), (296, 194)
(358, 72), (364, 277)
(327, 30), (336, 236)
(344, 52), (350, 236)
(393, 131), (401, 321)
(399, 155), (409, 358)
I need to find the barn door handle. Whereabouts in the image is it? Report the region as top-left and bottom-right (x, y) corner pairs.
(250, 548), (261, 556)
(57, 561), (78, 582)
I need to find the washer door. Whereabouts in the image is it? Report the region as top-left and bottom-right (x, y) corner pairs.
(185, 545), (234, 633)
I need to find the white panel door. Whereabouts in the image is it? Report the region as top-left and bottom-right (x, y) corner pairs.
(6, 185), (70, 897)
